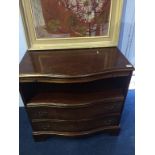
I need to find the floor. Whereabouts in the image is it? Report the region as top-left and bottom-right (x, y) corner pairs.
(19, 90), (135, 155)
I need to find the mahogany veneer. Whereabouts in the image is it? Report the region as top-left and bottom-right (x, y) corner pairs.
(19, 47), (134, 140)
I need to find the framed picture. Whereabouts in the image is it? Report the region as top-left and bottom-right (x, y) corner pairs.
(20, 0), (123, 50)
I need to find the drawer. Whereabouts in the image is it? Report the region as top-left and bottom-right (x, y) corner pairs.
(27, 101), (123, 120)
(31, 115), (119, 132)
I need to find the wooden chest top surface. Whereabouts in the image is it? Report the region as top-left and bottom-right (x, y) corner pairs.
(19, 47), (134, 83)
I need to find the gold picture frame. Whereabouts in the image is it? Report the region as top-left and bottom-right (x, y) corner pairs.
(20, 0), (123, 50)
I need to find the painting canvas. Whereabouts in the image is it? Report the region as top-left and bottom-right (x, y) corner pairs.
(31, 0), (111, 38)
(20, 0), (123, 50)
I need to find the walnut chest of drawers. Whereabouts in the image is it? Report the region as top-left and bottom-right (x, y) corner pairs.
(19, 47), (134, 140)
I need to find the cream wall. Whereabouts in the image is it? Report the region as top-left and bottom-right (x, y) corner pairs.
(19, 10), (27, 107)
(118, 0), (135, 66)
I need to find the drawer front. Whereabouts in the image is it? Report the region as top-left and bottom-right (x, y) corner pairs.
(32, 115), (119, 132)
(27, 101), (123, 120)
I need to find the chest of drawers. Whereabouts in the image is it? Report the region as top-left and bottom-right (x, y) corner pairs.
(19, 47), (134, 140)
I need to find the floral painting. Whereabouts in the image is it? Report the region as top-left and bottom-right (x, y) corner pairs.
(31, 0), (111, 38)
